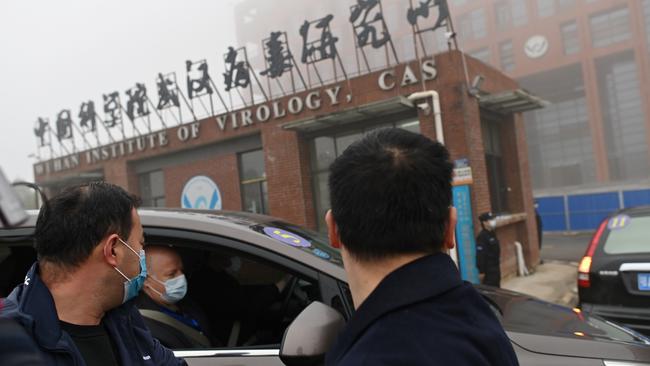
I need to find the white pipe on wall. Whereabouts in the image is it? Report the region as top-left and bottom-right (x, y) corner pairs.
(407, 90), (443, 144)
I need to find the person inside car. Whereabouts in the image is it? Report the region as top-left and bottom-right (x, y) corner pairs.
(0, 182), (185, 366)
(324, 128), (519, 365)
(137, 245), (217, 349)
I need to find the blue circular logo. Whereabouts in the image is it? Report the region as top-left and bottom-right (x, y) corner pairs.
(181, 176), (222, 210)
(263, 227), (311, 248)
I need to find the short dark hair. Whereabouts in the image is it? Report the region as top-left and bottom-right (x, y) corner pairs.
(328, 128), (453, 261)
(35, 182), (140, 268)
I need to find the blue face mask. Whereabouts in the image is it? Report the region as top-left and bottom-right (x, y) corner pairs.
(149, 274), (187, 304)
(113, 238), (147, 304)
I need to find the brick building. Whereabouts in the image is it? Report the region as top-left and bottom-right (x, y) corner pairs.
(33, 49), (543, 279)
(446, 0), (650, 231)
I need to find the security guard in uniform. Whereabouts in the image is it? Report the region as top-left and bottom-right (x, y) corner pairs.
(476, 212), (501, 287)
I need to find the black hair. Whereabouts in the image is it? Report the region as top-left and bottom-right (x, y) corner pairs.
(34, 181), (141, 268)
(328, 128), (453, 261)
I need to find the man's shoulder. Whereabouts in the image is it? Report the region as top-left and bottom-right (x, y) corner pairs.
(346, 283), (517, 365)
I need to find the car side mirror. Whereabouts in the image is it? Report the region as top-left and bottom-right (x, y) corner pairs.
(280, 301), (345, 366)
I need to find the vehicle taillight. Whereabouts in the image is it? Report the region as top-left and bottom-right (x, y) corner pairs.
(578, 219), (608, 288)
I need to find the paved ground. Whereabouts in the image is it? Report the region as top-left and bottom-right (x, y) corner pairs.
(502, 260), (578, 307)
(501, 232), (595, 307)
(540, 232), (594, 262)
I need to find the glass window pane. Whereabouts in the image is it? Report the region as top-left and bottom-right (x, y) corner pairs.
(242, 183), (263, 214)
(604, 216), (650, 254)
(139, 174), (152, 205)
(590, 7), (631, 48)
(500, 40), (515, 72)
(313, 136), (336, 171)
(537, 0), (554, 18)
(240, 149), (266, 181)
(335, 132), (361, 155)
(150, 170), (165, 197)
(261, 181), (269, 214)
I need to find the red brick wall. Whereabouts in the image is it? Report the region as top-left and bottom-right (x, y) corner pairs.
(262, 126), (316, 229)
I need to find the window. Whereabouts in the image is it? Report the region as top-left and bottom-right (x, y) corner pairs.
(482, 119), (508, 214)
(470, 47), (491, 65)
(561, 21), (580, 55)
(604, 216), (650, 254)
(512, 0), (528, 26)
(597, 52), (649, 181)
(311, 119), (420, 231)
(239, 149), (268, 214)
(140, 227), (334, 351)
(590, 7), (631, 48)
(495, 0), (527, 30)
(458, 8), (487, 40)
(537, 0), (555, 17)
(521, 64), (596, 189)
(499, 41), (515, 72)
(139, 170), (166, 207)
(643, 0), (650, 50)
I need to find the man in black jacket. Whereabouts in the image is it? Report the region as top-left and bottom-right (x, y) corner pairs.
(1, 182), (184, 366)
(476, 212), (502, 287)
(324, 129), (518, 366)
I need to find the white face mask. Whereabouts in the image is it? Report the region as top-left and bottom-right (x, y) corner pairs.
(148, 274), (187, 304)
(488, 220), (497, 229)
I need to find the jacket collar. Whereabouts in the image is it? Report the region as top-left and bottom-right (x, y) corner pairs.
(329, 253), (463, 363)
(7, 262), (135, 351)
(9, 262), (66, 350)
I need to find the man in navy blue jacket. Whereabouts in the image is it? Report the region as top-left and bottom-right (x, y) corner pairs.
(324, 129), (519, 365)
(1, 182), (184, 366)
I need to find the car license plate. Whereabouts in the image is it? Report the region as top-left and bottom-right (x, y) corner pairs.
(638, 274), (650, 291)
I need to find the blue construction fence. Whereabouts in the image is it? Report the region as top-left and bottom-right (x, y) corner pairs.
(536, 188), (650, 232)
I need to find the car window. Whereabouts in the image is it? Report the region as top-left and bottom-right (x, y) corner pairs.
(0, 243), (37, 297)
(139, 237), (321, 351)
(603, 215), (650, 255)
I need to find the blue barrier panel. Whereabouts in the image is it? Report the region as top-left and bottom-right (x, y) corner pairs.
(623, 189), (650, 208)
(536, 196), (566, 232)
(568, 192), (620, 231)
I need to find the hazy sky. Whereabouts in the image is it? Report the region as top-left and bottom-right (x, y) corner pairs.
(0, 1), (239, 182)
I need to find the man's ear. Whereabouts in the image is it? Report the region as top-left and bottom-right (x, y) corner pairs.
(443, 207), (457, 250)
(102, 234), (120, 267)
(325, 210), (342, 249)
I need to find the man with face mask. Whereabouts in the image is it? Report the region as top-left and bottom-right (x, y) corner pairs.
(476, 212), (502, 287)
(136, 246), (216, 348)
(0, 182), (185, 366)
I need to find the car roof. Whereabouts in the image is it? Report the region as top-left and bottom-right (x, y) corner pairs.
(3, 208), (347, 282)
(613, 206), (650, 217)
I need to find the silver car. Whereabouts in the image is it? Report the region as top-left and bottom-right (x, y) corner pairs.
(1, 209), (649, 366)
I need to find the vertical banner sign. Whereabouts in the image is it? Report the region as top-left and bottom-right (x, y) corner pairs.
(453, 185), (479, 284)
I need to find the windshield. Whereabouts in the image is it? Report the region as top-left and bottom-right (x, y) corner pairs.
(604, 215), (650, 255)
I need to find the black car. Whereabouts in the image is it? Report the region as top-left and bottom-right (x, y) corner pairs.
(579, 206), (650, 335)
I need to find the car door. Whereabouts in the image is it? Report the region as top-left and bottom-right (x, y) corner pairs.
(143, 226), (348, 366)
